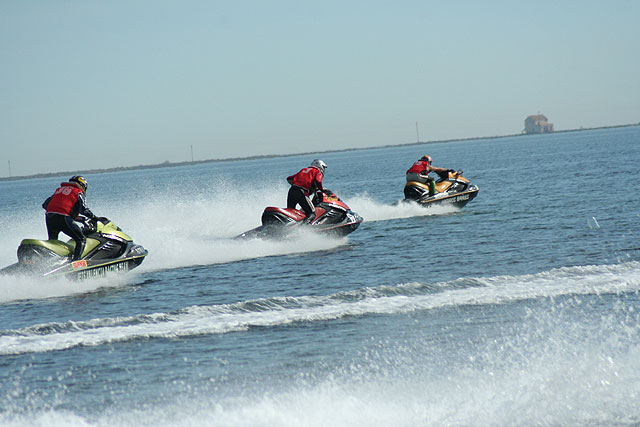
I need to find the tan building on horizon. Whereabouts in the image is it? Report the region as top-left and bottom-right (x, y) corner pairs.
(524, 114), (554, 134)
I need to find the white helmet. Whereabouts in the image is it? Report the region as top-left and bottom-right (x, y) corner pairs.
(310, 159), (327, 174)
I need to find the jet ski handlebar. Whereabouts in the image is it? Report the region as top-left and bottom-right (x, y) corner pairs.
(78, 215), (111, 233)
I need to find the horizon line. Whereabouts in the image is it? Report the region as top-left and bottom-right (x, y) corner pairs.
(2, 123), (638, 182)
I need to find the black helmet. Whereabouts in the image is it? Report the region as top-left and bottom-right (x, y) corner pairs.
(310, 159), (327, 174)
(69, 175), (88, 193)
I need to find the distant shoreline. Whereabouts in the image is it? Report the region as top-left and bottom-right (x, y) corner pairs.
(2, 123), (637, 182)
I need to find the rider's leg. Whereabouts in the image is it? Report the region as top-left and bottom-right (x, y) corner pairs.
(427, 178), (436, 196)
(62, 216), (87, 260)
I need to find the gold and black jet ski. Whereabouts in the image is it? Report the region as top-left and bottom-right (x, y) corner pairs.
(403, 170), (479, 208)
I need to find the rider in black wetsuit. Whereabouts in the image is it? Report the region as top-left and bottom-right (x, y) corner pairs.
(42, 176), (97, 261)
(286, 159), (327, 224)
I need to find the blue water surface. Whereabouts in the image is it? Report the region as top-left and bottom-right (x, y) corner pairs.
(0, 126), (639, 426)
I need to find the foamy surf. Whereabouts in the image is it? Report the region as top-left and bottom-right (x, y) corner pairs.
(347, 194), (459, 222)
(0, 181), (353, 299)
(0, 231), (348, 304)
(2, 261), (638, 356)
(139, 231), (349, 272)
(0, 271), (133, 304)
(0, 181), (457, 284)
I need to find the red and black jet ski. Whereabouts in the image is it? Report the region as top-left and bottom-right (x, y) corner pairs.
(0, 216), (148, 280)
(403, 170), (479, 208)
(238, 189), (363, 239)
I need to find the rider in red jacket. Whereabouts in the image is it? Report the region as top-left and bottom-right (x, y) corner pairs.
(287, 159), (326, 224)
(406, 155), (451, 196)
(42, 176), (97, 261)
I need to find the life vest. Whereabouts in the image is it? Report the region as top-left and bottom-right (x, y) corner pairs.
(288, 167), (323, 193)
(45, 183), (83, 216)
(406, 160), (430, 175)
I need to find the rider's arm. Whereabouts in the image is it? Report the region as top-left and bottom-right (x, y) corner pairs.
(428, 165), (449, 173)
(314, 171), (324, 192)
(77, 193), (97, 219)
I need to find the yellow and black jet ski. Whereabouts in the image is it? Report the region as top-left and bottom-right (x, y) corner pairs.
(0, 217), (147, 280)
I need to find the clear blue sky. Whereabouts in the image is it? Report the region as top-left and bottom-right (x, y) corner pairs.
(1, 1), (639, 176)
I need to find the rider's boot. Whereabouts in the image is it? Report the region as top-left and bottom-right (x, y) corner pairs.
(304, 212), (316, 225)
(72, 239), (86, 261)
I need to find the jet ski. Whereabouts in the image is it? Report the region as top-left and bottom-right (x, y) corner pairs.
(403, 170), (479, 208)
(238, 189), (363, 239)
(0, 216), (148, 280)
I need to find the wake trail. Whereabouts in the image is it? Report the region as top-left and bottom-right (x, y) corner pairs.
(0, 181), (353, 302)
(346, 194), (459, 222)
(2, 261), (638, 355)
(0, 182), (459, 286)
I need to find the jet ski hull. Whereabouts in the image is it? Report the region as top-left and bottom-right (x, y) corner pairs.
(238, 216), (362, 239)
(408, 187), (479, 208)
(0, 250), (147, 280)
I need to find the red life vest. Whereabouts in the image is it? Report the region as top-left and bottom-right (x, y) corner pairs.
(406, 160), (430, 175)
(288, 167), (324, 193)
(45, 183), (83, 216)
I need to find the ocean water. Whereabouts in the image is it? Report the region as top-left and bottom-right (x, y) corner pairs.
(0, 126), (639, 426)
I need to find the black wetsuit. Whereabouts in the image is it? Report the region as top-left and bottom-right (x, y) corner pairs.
(286, 166), (324, 224)
(43, 188), (95, 261)
(287, 186), (315, 222)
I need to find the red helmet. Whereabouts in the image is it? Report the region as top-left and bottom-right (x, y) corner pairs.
(420, 155), (432, 165)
